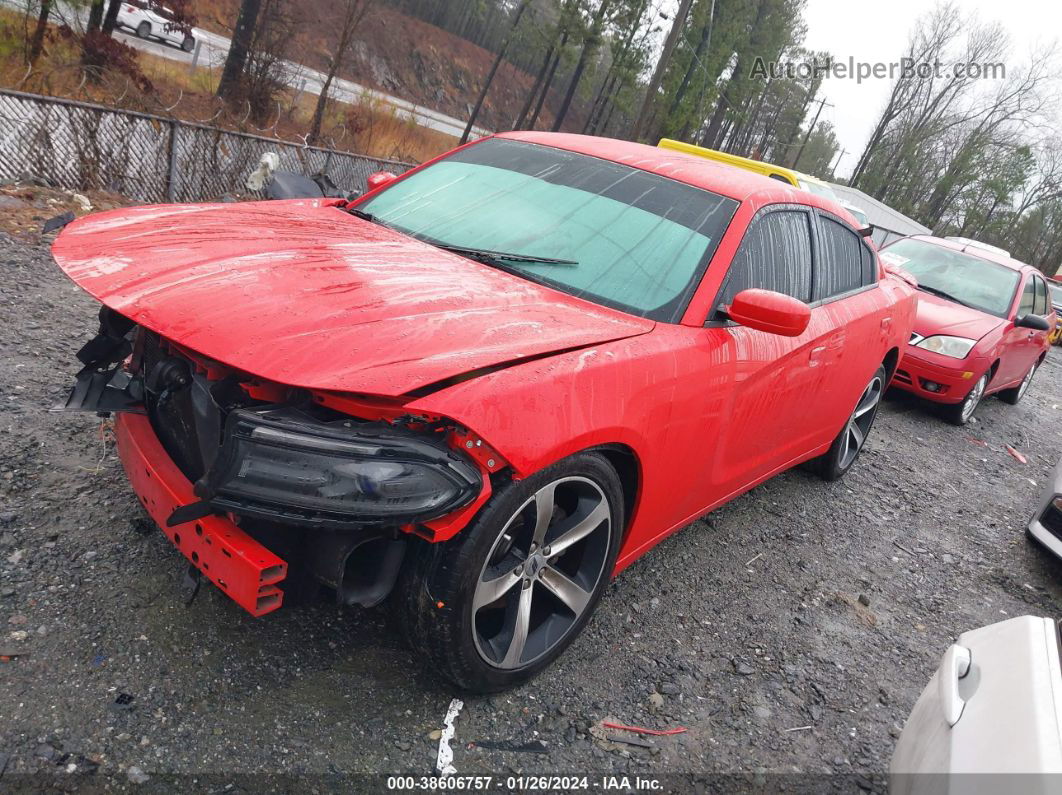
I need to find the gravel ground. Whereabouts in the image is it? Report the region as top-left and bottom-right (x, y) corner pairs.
(3, 229), (1062, 791)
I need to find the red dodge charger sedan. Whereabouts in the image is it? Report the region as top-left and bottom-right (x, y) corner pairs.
(54, 133), (915, 691)
(881, 236), (1054, 425)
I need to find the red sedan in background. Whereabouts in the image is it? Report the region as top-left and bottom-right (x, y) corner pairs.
(54, 133), (915, 691)
(881, 236), (1054, 425)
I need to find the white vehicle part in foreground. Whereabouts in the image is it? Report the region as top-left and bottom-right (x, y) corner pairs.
(891, 616), (1062, 793)
(435, 698), (464, 776)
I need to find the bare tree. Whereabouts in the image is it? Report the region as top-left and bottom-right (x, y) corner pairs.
(552, 0), (612, 131)
(217, 0), (263, 103)
(460, 0), (533, 144)
(630, 0), (693, 140)
(28, 0), (51, 64)
(308, 0), (375, 144)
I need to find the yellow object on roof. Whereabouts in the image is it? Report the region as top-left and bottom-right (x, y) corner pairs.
(657, 138), (841, 204)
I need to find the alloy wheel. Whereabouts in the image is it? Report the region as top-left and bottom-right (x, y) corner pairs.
(961, 374), (988, 423)
(1017, 365), (1036, 401)
(839, 374), (884, 469)
(472, 476), (612, 670)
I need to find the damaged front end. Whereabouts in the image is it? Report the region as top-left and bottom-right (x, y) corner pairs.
(64, 308), (491, 616)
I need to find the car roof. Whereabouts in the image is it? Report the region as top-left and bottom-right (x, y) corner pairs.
(904, 234), (1037, 275)
(495, 131), (842, 212)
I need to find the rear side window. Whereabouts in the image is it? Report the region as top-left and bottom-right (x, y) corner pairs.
(816, 217), (865, 300)
(1034, 276), (1048, 315)
(718, 209), (813, 309)
(1018, 279), (1036, 317)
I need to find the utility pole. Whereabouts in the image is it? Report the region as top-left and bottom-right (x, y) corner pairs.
(829, 148), (846, 179)
(793, 97), (832, 170)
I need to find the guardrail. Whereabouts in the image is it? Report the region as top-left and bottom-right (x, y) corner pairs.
(0, 88), (412, 203)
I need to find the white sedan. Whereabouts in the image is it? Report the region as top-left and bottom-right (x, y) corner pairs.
(116, 1), (195, 52)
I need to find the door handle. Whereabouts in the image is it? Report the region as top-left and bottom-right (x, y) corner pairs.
(938, 644), (971, 727)
(809, 345), (827, 366)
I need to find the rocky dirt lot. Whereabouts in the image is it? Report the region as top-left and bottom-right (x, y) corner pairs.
(2, 228), (1062, 791)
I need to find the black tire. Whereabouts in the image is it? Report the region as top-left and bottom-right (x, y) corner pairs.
(807, 365), (886, 481)
(136, 21), (151, 39)
(998, 361), (1038, 405)
(943, 371), (989, 426)
(181, 36), (195, 52)
(396, 452), (624, 692)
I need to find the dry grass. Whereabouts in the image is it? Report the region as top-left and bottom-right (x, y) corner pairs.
(0, 5), (455, 164)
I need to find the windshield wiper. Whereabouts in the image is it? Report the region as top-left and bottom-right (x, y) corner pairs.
(432, 242), (578, 267)
(344, 205), (395, 228)
(917, 284), (974, 308)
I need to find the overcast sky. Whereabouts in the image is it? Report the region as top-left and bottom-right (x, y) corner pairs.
(802, 0), (1061, 178)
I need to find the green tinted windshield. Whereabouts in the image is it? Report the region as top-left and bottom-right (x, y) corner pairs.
(879, 238), (1020, 317)
(359, 138), (738, 321)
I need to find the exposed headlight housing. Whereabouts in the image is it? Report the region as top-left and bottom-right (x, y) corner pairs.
(199, 408), (481, 528)
(913, 335), (976, 359)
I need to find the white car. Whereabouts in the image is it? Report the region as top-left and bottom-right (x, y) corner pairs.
(891, 616), (1062, 792)
(116, 1), (195, 52)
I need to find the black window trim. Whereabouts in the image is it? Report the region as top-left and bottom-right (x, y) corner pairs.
(705, 202), (817, 327)
(807, 208), (880, 308)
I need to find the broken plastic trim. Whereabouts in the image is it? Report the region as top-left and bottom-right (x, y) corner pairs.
(62, 366), (146, 415)
(60, 307), (146, 415)
(76, 306), (135, 370)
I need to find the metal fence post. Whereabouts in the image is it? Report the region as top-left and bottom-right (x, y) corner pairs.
(166, 120), (179, 202)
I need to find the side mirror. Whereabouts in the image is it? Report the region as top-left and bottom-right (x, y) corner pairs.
(366, 171), (398, 192)
(1016, 313), (1050, 331)
(726, 288), (811, 337)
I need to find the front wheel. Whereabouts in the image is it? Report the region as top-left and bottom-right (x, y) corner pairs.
(943, 371), (989, 425)
(397, 452), (623, 692)
(998, 361), (1038, 405)
(181, 36), (195, 52)
(807, 365), (885, 481)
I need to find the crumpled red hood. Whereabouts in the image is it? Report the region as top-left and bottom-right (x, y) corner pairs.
(52, 200), (653, 396)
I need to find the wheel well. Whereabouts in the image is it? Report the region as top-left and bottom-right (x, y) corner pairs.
(882, 347), (900, 380)
(1039, 351), (1048, 365)
(990, 359), (1001, 379)
(589, 444), (640, 537)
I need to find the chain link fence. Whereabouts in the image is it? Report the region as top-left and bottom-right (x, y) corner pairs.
(0, 88), (413, 203)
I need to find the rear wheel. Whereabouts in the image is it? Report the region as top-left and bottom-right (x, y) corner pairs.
(943, 371), (988, 426)
(397, 452), (622, 692)
(135, 21), (151, 38)
(999, 361), (1038, 405)
(807, 366), (885, 481)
